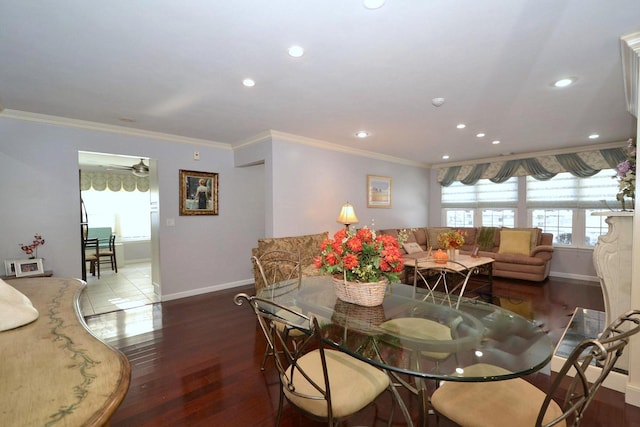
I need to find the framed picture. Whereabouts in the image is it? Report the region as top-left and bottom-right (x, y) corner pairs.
(470, 244), (480, 258)
(367, 175), (392, 208)
(15, 258), (44, 277)
(179, 169), (219, 216)
(4, 260), (17, 276)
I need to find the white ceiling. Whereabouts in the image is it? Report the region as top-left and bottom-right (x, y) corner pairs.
(1, 1), (639, 165)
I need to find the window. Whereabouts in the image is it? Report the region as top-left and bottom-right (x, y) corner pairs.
(481, 209), (515, 227)
(531, 208), (573, 245)
(442, 178), (517, 227)
(584, 209), (609, 247)
(81, 189), (151, 240)
(527, 170), (618, 247)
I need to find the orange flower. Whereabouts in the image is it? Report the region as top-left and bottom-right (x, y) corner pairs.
(343, 253), (359, 270)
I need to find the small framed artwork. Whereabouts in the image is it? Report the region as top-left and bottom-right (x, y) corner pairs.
(4, 260), (17, 276)
(15, 258), (44, 277)
(179, 169), (219, 216)
(470, 244), (480, 258)
(367, 175), (392, 208)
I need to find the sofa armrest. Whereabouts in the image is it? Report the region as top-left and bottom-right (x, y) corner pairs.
(530, 245), (554, 260)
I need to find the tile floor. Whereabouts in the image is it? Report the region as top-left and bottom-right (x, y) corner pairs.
(80, 261), (159, 317)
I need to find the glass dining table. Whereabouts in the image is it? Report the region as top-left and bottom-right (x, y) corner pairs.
(256, 275), (554, 426)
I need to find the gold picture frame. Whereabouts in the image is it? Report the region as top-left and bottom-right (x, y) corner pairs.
(179, 169), (219, 216)
(367, 175), (392, 208)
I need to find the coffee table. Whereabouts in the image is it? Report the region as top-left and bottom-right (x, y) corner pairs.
(404, 254), (494, 308)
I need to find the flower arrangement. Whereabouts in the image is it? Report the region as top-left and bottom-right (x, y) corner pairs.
(616, 138), (636, 210)
(20, 234), (45, 258)
(437, 229), (465, 249)
(314, 227), (405, 283)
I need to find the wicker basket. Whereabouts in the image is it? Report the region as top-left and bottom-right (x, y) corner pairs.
(332, 276), (388, 307)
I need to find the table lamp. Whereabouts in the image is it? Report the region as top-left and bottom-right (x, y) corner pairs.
(337, 202), (359, 229)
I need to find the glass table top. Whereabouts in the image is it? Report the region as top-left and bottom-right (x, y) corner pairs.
(257, 275), (554, 382)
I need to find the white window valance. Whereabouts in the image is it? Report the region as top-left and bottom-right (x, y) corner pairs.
(436, 143), (628, 186)
(80, 171), (149, 192)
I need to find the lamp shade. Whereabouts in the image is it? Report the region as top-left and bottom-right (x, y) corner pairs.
(337, 202), (359, 226)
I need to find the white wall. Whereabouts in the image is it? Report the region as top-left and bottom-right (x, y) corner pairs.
(0, 115), (265, 298)
(269, 136), (431, 238)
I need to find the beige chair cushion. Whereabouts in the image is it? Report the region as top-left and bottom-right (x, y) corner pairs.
(498, 230), (532, 255)
(380, 317), (452, 360)
(431, 363), (566, 427)
(283, 349), (389, 419)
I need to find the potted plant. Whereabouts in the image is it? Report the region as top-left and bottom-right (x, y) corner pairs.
(314, 227), (405, 306)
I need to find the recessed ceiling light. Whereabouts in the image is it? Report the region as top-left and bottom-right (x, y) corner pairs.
(554, 77), (575, 88)
(442, 155), (450, 160)
(242, 78), (255, 87)
(363, 0), (385, 9)
(476, 133), (485, 138)
(588, 133), (600, 139)
(288, 45), (304, 58)
(456, 124), (466, 129)
(355, 131), (369, 138)
(492, 140), (501, 145)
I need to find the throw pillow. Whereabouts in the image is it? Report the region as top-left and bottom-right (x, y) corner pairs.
(498, 230), (532, 256)
(403, 242), (423, 254)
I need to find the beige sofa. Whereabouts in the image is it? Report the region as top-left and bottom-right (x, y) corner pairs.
(378, 226), (554, 282)
(251, 231), (329, 291)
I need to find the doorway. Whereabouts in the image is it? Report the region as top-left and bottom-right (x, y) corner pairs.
(78, 151), (161, 316)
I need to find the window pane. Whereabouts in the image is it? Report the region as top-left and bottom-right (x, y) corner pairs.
(584, 209), (608, 247)
(444, 209), (474, 227)
(531, 208), (573, 245)
(481, 209), (515, 227)
(82, 189), (151, 240)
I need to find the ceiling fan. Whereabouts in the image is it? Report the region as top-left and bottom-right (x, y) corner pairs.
(107, 158), (149, 177)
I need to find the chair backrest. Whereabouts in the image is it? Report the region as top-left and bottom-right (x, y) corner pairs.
(234, 293), (334, 418)
(84, 238), (100, 257)
(108, 234), (116, 251)
(252, 250), (302, 290)
(538, 309), (640, 427)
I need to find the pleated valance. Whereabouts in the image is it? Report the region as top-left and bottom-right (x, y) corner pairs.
(437, 145), (628, 186)
(80, 171), (149, 192)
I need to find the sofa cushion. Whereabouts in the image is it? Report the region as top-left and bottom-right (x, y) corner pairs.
(413, 228), (428, 248)
(477, 227), (499, 251)
(403, 242), (423, 254)
(498, 230), (532, 256)
(499, 227), (541, 248)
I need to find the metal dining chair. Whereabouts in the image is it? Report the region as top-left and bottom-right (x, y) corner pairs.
(251, 250), (303, 370)
(234, 293), (394, 426)
(430, 309), (640, 427)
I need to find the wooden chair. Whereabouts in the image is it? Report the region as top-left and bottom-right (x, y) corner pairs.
(83, 238), (101, 279)
(234, 293), (394, 426)
(251, 250), (303, 370)
(430, 309), (640, 427)
(97, 234), (118, 273)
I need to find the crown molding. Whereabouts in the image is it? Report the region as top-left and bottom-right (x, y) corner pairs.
(432, 140), (630, 169)
(0, 109), (232, 150)
(233, 129), (429, 168)
(621, 31), (640, 118)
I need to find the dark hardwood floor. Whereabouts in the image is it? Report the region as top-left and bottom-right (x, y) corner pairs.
(84, 276), (640, 426)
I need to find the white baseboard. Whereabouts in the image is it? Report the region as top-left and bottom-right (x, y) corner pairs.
(161, 278), (253, 302)
(551, 354), (630, 394)
(549, 271), (599, 283)
(626, 383), (640, 407)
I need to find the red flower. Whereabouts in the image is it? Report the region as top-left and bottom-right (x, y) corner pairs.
(313, 255), (322, 268)
(325, 252), (339, 266)
(346, 237), (363, 252)
(343, 253), (359, 270)
(356, 227), (373, 243)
